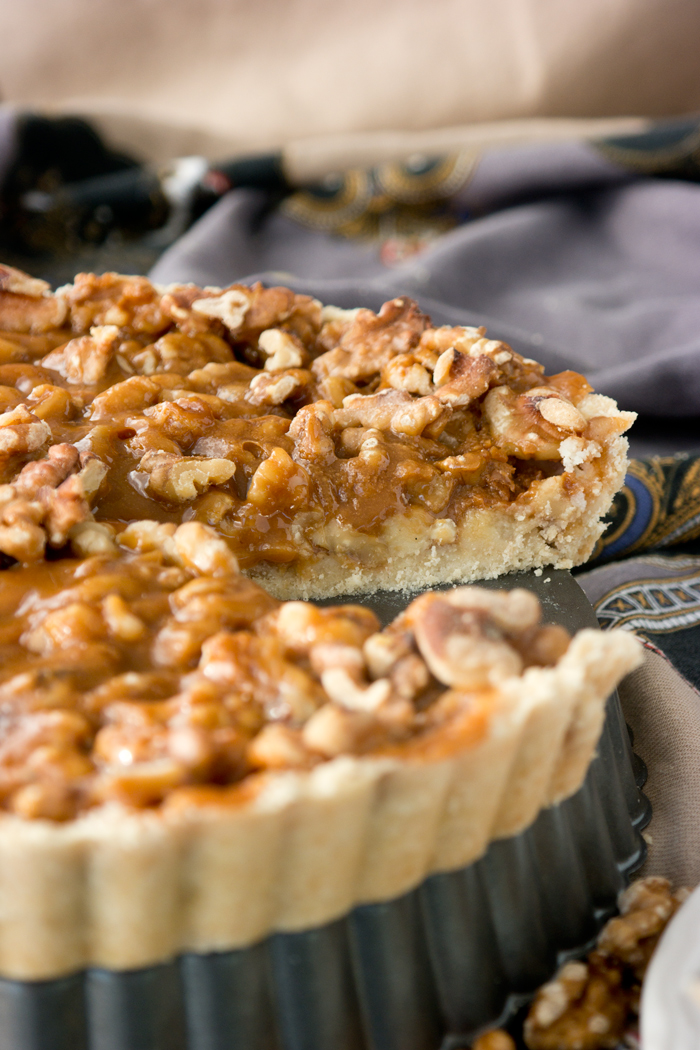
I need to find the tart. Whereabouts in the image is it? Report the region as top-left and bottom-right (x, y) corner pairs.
(0, 265), (635, 599)
(0, 521), (641, 980)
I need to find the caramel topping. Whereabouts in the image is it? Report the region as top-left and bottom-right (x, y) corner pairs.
(0, 271), (624, 570)
(0, 528), (568, 821)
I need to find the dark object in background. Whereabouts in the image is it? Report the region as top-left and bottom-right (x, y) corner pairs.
(0, 115), (151, 253)
(0, 114), (289, 258)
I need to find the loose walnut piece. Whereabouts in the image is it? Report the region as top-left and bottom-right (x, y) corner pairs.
(522, 877), (688, 1050)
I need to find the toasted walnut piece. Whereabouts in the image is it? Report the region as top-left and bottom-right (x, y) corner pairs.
(537, 395), (587, 432)
(0, 286), (68, 333)
(27, 383), (76, 422)
(408, 590), (534, 688)
(259, 328), (307, 371)
(11, 441), (80, 492)
(288, 401), (336, 462)
(308, 643), (365, 677)
(334, 389), (447, 437)
(101, 594), (147, 642)
(89, 375), (161, 420)
(471, 1032), (516, 1050)
(445, 587), (541, 633)
(129, 331), (233, 375)
(0, 516), (45, 562)
(10, 782), (78, 822)
(432, 347), (498, 406)
(139, 451), (236, 502)
(165, 725), (215, 773)
(597, 876), (678, 974)
(44, 474), (92, 546)
(363, 631), (413, 679)
(70, 521), (117, 556)
(0, 265), (51, 298)
(0, 443), (104, 561)
(316, 374), (358, 408)
(247, 724), (311, 769)
(313, 297), (430, 381)
(418, 324), (486, 359)
(320, 668), (392, 712)
(246, 370), (307, 407)
(42, 325), (120, 384)
(381, 354), (433, 396)
(523, 956), (628, 1050)
(0, 404), (51, 456)
(97, 759), (187, 808)
(483, 386), (558, 460)
(302, 704), (379, 757)
(191, 288), (250, 331)
(247, 447), (310, 512)
(270, 601), (379, 655)
(173, 522), (240, 577)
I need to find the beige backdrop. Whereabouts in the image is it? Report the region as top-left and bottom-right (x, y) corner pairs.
(1, 0), (699, 163)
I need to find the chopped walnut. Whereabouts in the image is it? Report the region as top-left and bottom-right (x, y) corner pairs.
(0, 266), (68, 333)
(0, 443), (106, 562)
(523, 877), (688, 1050)
(138, 451), (236, 502)
(246, 448), (310, 512)
(483, 385), (587, 460)
(0, 404), (51, 456)
(288, 401), (336, 462)
(313, 297), (430, 381)
(381, 354), (433, 396)
(334, 389), (447, 437)
(129, 331), (233, 375)
(471, 1033), (516, 1050)
(247, 724), (312, 769)
(410, 593), (522, 688)
(0, 266), (50, 298)
(63, 273), (170, 335)
(302, 703), (379, 757)
(246, 369), (310, 407)
(191, 288), (251, 331)
(41, 325), (120, 384)
(259, 328), (307, 371)
(432, 347), (498, 407)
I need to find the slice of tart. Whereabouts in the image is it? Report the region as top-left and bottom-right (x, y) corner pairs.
(0, 265), (634, 598)
(0, 521), (641, 979)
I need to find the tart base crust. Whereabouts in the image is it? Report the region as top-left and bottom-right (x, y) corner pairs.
(0, 628), (641, 981)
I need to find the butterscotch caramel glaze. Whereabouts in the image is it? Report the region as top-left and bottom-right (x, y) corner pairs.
(0, 268), (633, 575)
(0, 519), (583, 822)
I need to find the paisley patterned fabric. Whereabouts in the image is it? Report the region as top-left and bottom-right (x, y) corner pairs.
(591, 455), (700, 564)
(282, 115), (700, 248)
